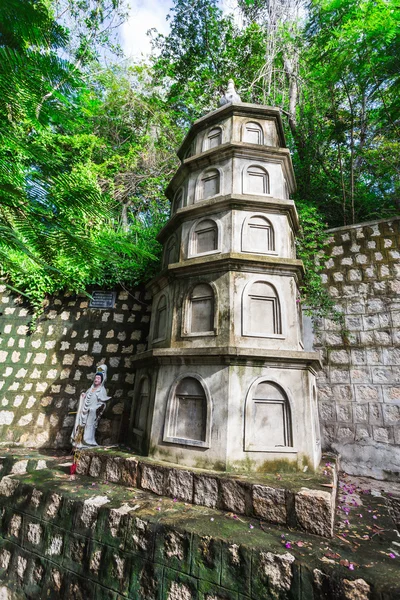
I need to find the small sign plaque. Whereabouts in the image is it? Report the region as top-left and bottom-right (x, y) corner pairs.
(89, 291), (116, 309)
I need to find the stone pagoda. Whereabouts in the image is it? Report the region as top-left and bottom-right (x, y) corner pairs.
(128, 82), (322, 471)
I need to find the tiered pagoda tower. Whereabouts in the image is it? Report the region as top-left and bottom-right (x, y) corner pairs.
(128, 83), (322, 471)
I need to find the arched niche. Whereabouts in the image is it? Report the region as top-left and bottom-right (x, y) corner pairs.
(163, 374), (212, 447)
(196, 168), (221, 202)
(132, 376), (150, 434)
(242, 121), (263, 145)
(245, 380), (293, 451)
(242, 280), (282, 337)
(173, 187), (184, 211)
(206, 126), (222, 150)
(164, 234), (178, 267)
(184, 283), (216, 335)
(241, 215), (275, 254)
(184, 143), (194, 159)
(243, 165), (270, 195)
(189, 218), (220, 257)
(153, 294), (168, 342)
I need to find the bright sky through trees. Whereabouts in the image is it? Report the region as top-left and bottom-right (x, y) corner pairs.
(120, 0), (238, 57)
(121, 0), (173, 57)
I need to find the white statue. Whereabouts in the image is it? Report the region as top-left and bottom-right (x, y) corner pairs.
(219, 79), (241, 106)
(71, 364), (111, 448)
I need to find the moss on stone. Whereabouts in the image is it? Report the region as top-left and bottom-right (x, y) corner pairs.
(0, 451), (398, 598)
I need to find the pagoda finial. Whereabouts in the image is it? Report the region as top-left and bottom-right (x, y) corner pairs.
(219, 79), (241, 106)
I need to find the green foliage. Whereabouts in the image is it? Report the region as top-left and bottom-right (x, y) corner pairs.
(297, 0), (400, 225)
(0, 0), (168, 323)
(295, 203), (339, 319)
(93, 217), (165, 288)
(0, 0), (104, 276)
(79, 64), (179, 222)
(152, 0), (266, 123)
(52, 0), (130, 64)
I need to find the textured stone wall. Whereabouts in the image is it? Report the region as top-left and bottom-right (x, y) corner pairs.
(0, 285), (150, 448)
(0, 455), (395, 600)
(77, 450), (337, 538)
(315, 217), (400, 480)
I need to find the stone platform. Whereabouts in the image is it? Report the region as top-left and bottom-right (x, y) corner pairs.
(75, 448), (338, 538)
(0, 451), (398, 599)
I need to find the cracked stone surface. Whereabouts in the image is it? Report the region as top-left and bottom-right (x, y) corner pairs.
(165, 531), (185, 560)
(46, 534), (63, 556)
(295, 488), (334, 537)
(342, 578), (371, 600)
(27, 522), (42, 545)
(9, 514), (22, 538)
(167, 581), (192, 600)
(80, 495), (109, 528)
(259, 551), (295, 592)
(253, 485), (287, 524)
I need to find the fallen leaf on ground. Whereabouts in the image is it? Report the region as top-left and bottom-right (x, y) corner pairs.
(320, 557), (335, 564)
(325, 551), (341, 559)
(335, 534), (353, 545)
(225, 512), (245, 522)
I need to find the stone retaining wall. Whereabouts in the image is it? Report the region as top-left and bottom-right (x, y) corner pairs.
(0, 456), (397, 600)
(0, 286), (150, 448)
(0, 477), (349, 600)
(76, 450), (337, 538)
(315, 217), (400, 480)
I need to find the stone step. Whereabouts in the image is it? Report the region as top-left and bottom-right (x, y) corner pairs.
(0, 453), (65, 478)
(74, 448), (339, 538)
(0, 460), (398, 599)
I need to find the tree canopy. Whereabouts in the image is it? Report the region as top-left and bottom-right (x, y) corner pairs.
(1, 0), (398, 318)
(0, 0), (170, 318)
(153, 0), (399, 226)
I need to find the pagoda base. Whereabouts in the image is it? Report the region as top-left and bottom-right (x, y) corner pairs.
(128, 349), (322, 472)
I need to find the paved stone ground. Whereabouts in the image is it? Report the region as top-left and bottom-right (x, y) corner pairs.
(341, 474), (400, 496)
(0, 452), (397, 598)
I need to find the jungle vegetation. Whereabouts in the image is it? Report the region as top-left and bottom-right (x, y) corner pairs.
(0, 0), (399, 318)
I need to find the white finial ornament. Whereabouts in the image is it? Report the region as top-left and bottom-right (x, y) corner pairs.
(219, 79), (241, 106)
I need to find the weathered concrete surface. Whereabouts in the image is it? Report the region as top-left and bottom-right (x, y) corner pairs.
(0, 453), (398, 599)
(135, 101), (321, 473)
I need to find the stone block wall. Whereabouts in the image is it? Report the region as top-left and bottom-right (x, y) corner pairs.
(0, 285), (150, 448)
(0, 460), (393, 600)
(315, 217), (400, 480)
(76, 450), (337, 538)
